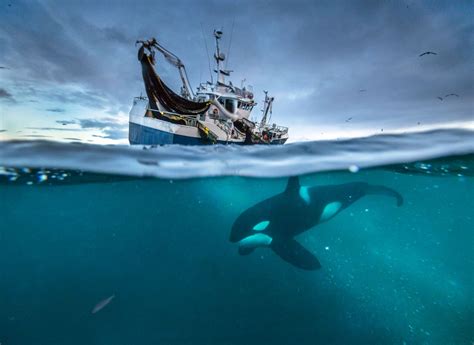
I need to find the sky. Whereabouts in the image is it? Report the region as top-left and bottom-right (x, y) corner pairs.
(0, 0), (472, 144)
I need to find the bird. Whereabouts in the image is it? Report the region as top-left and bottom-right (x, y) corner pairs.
(359, 89), (367, 92)
(419, 52), (437, 57)
(345, 117), (353, 122)
(437, 97), (443, 101)
(444, 93), (459, 98)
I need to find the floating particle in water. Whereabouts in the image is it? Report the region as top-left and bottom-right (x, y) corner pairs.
(37, 172), (48, 183)
(324, 246), (330, 251)
(92, 294), (115, 314)
(364, 208), (369, 212)
(26, 181), (33, 185)
(348, 165), (359, 173)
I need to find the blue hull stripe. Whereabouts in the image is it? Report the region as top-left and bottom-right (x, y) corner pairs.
(129, 122), (287, 146)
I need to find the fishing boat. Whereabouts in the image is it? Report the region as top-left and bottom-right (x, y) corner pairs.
(129, 30), (289, 145)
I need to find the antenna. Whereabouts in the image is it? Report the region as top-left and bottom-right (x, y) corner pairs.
(200, 23), (213, 84)
(225, 17), (235, 70)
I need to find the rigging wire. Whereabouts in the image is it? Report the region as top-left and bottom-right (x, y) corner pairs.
(225, 17), (235, 70)
(200, 23), (214, 84)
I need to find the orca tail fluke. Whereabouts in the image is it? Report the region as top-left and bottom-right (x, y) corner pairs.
(271, 238), (321, 270)
(366, 185), (403, 206)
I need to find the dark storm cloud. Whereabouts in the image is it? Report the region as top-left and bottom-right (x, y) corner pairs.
(0, 0), (472, 130)
(0, 88), (15, 101)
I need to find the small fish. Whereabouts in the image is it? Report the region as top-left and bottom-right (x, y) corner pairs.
(92, 294), (115, 314)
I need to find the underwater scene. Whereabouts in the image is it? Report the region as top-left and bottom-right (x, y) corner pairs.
(0, 129), (473, 345)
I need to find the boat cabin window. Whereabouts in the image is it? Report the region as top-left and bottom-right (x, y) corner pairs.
(196, 95), (209, 102)
(218, 98), (236, 113)
(225, 99), (235, 113)
(238, 101), (252, 111)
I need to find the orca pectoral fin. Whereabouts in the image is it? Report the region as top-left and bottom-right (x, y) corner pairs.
(238, 246), (255, 256)
(271, 238), (321, 270)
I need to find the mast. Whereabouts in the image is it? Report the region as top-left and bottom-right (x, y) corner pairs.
(260, 91), (274, 128)
(213, 30), (232, 85)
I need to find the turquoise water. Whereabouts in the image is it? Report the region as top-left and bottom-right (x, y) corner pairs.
(0, 131), (473, 345)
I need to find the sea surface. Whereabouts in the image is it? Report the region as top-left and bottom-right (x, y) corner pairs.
(0, 129), (473, 345)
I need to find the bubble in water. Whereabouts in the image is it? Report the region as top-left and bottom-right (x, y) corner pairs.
(348, 165), (359, 173)
(37, 172), (48, 183)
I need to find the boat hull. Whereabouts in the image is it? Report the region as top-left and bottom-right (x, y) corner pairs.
(129, 122), (228, 145)
(128, 98), (288, 146)
(129, 122), (287, 145)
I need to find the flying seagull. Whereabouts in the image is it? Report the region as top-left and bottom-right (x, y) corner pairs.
(419, 52), (437, 57)
(437, 97), (443, 101)
(444, 93), (459, 98)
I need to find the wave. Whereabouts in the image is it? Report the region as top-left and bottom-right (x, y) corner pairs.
(0, 129), (473, 179)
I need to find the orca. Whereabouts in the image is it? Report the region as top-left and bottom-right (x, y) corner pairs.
(230, 177), (403, 270)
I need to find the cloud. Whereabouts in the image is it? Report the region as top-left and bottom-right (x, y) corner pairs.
(93, 128), (128, 140)
(46, 107), (65, 113)
(0, 88), (15, 102)
(0, 0), (472, 140)
(78, 116), (128, 140)
(26, 127), (81, 131)
(0, 129), (7, 132)
(56, 120), (76, 125)
(22, 134), (51, 138)
(22, 116), (127, 140)
(78, 118), (122, 130)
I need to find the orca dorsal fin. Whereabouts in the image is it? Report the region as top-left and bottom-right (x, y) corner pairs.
(285, 176), (300, 193)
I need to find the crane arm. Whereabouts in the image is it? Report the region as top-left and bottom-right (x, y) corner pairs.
(138, 38), (195, 100)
